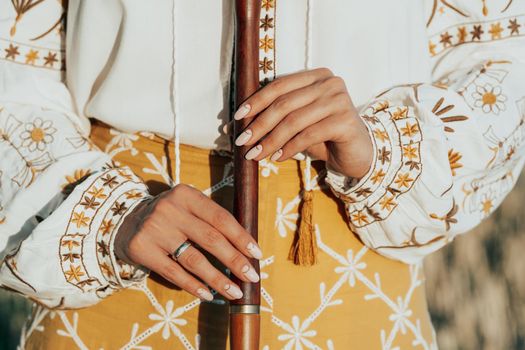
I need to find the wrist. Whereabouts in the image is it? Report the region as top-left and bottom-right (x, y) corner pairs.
(114, 197), (155, 265)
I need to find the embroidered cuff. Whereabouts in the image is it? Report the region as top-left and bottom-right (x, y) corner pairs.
(59, 164), (150, 292)
(325, 101), (423, 228)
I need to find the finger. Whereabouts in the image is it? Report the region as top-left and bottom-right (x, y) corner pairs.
(144, 247), (215, 301)
(246, 97), (338, 161)
(174, 245), (249, 300)
(233, 68), (333, 120)
(163, 211), (260, 284)
(279, 114), (348, 161)
(180, 187), (263, 260)
(235, 82), (326, 148)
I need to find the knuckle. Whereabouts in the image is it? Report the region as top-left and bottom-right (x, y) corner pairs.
(333, 92), (349, 104)
(202, 229), (224, 247)
(162, 263), (181, 282)
(211, 209), (231, 226)
(316, 67), (333, 76)
(171, 183), (187, 196)
(301, 128), (317, 140)
(229, 253), (247, 270)
(272, 96), (290, 111)
(211, 274), (227, 289)
(181, 249), (203, 270)
(269, 77), (284, 90)
(328, 76), (345, 89)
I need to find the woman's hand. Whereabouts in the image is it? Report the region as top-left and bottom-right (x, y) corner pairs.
(115, 184), (263, 302)
(234, 68), (373, 179)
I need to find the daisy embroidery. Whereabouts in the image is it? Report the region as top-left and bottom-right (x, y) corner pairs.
(19, 118), (57, 151)
(472, 84), (507, 115)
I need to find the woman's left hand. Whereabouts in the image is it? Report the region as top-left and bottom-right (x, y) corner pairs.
(233, 68), (374, 179)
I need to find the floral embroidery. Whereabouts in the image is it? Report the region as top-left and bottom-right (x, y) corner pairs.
(96, 189), (146, 286)
(259, 0), (277, 85)
(326, 100), (423, 228)
(428, 16), (525, 57)
(1, 38), (64, 71)
(19, 117), (57, 151)
(472, 84), (507, 114)
(59, 167), (147, 291)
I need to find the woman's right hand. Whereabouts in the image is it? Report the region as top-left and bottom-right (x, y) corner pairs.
(114, 184), (263, 302)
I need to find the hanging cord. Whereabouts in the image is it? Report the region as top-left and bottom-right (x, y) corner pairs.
(288, 0), (317, 266)
(171, 0), (181, 186)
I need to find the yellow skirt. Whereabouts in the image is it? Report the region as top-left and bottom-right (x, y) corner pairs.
(23, 121), (437, 349)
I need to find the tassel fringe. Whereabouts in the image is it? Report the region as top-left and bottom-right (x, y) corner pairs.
(288, 189), (318, 266)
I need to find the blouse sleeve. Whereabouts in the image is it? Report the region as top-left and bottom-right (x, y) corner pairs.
(0, 1), (150, 308)
(325, 1), (525, 264)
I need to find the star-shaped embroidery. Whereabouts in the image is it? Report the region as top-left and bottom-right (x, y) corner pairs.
(262, 0), (275, 11)
(80, 195), (100, 210)
(62, 252), (81, 263)
(400, 122), (419, 137)
(72, 211), (90, 228)
(259, 57), (274, 74)
(457, 26), (468, 43)
(259, 35), (274, 53)
(439, 32), (453, 47)
(394, 173), (414, 188)
(378, 147), (391, 164)
(379, 195), (396, 211)
(260, 14), (274, 31)
(99, 219), (115, 235)
(97, 241), (110, 257)
(508, 19), (521, 35)
(25, 49), (39, 65)
(352, 211), (369, 225)
(43, 52), (58, 67)
(488, 23), (503, 39)
(4, 44), (20, 60)
(111, 201), (128, 216)
(102, 174), (118, 188)
(62, 239), (80, 250)
(65, 264), (85, 282)
(471, 25), (484, 40)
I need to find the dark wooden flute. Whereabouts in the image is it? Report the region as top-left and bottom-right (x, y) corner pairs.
(230, 0), (261, 349)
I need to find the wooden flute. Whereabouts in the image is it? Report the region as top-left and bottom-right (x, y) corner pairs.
(230, 0), (262, 349)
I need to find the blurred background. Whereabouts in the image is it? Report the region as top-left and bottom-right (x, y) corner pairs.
(1, 175), (524, 350)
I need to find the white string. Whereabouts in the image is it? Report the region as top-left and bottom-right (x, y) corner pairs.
(171, 0), (181, 186)
(304, 0), (313, 191)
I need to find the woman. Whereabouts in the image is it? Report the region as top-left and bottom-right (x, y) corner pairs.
(1, 0), (524, 348)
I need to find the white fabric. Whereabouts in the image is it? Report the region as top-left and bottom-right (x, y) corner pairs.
(0, 0), (524, 307)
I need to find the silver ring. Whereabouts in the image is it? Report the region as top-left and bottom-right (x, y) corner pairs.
(171, 240), (192, 261)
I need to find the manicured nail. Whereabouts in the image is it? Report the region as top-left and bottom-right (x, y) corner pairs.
(197, 288), (214, 301)
(234, 104), (251, 120)
(270, 149), (283, 162)
(241, 264), (260, 283)
(247, 242), (263, 259)
(224, 283), (243, 299)
(245, 145), (262, 160)
(235, 129), (252, 146)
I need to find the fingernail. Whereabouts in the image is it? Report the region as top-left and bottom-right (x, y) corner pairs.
(270, 149), (283, 162)
(224, 283), (243, 299)
(234, 104), (251, 120)
(245, 145), (262, 160)
(247, 242), (263, 259)
(235, 129), (252, 146)
(197, 288), (214, 301)
(241, 264), (260, 283)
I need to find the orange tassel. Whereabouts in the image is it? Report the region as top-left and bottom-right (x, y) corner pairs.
(288, 189), (317, 266)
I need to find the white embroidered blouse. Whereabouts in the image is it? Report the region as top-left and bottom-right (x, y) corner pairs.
(0, 0), (524, 308)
